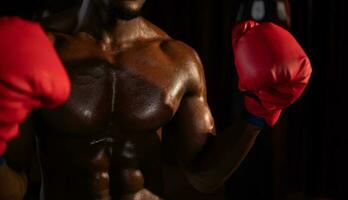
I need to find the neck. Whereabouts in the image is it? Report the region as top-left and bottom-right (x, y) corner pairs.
(76, 1), (156, 45)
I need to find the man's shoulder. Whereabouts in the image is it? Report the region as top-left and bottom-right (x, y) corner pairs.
(159, 39), (202, 69)
(157, 39), (205, 94)
(40, 8), (78, 35)
(39, 9), (79, 47)
(143, 18), (202, 66)
(143, 15), (205, 90)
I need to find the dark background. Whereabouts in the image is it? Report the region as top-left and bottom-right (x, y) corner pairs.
(1, 0), (347, 199)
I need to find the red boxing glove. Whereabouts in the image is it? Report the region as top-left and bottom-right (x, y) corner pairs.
(0, 17), (70, 155)
(232, 20), (312, 126)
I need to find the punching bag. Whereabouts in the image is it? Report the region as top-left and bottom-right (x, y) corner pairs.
(236, 0), (291, 29)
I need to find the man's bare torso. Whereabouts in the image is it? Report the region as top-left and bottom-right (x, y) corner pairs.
(37, 17), (208, 199)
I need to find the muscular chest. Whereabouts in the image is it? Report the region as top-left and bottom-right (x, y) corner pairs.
(41, 40), (186, 136)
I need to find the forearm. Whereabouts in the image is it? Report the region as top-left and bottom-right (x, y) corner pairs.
(0, 157), (27, 200)
(182, 113), (262, 193)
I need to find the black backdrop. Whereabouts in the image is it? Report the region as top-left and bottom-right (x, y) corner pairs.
(1, 0), (347, 199)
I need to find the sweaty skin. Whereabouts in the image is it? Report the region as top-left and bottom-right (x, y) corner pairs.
(9, 0), (262, 199)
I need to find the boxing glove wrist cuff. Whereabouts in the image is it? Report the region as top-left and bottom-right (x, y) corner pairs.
(245, 111), (265, 128)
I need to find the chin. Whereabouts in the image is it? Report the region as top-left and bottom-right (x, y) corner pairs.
(113, 2), (143, 20)
(110, 0), (144, 19)
(118, 0), (144, 10)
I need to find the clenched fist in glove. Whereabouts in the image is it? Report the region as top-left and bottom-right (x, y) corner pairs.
(232, 20), (312, 126)
(0, 16), (70, 199)
(0, 17), (70, 156)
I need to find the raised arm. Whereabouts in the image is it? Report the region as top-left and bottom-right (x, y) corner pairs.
(163, 20), (311, 194)
(161, 42), (262, 193)
(0, 17), (70, 199)
(163, 86), (261, 193)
